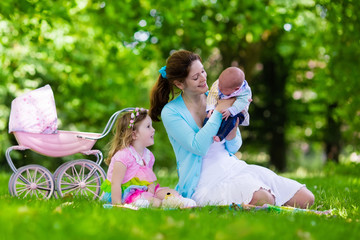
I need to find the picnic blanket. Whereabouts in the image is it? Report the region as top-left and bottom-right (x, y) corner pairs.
(230, 203), (333, 216)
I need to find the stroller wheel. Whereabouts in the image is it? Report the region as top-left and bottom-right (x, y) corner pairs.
(55, 159), (106, 200)
(8, 173), (15, 195)
(10, 165), (55, 199)
(53, 161), (72, 199)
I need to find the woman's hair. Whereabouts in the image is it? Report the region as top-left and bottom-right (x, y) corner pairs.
(149, 50), (202, 121)
(105, 109), (148, 165)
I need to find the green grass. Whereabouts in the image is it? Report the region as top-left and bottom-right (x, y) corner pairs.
(1, 164), (360, 240)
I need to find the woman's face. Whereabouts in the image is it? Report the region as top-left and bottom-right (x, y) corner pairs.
(182, 60), (208, 95)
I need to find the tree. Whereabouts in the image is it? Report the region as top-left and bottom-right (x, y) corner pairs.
(1, 0), (359, 172)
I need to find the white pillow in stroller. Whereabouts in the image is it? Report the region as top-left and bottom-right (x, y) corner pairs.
(9, 84), (58, 134)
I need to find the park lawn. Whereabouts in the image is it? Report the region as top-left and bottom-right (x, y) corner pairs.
(0, 165), (359, 240)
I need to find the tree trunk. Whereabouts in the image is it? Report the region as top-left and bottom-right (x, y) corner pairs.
(325, 103), (341, 163)
(262, 56), (287, 171)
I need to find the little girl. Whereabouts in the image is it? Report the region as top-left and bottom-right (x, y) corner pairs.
(101, 108), (196, 208)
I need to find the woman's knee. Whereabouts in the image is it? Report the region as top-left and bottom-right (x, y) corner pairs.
(285, 187), (315, 209)
(300, 188), (315, 208)
(249, 189), (275, 206)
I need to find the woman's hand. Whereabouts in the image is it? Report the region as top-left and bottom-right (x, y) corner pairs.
(225, 117), (239, 141)
(215, 98), (236, 112)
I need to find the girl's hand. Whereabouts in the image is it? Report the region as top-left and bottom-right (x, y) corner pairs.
(207, 109), (214, 118)
(215, 98), (235, 112)
(225, 117), (239, 141)
(148, 183), (156, 194)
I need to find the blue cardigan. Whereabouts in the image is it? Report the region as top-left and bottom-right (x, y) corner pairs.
(161, 94), (243, 198)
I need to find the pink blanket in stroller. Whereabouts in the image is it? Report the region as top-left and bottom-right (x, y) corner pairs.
(9, 85), (58, 134)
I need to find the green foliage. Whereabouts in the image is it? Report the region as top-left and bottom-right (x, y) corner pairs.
(324, 161), (360, 177)
(0, 0), (162, 168)
(1, 0), (359, 171)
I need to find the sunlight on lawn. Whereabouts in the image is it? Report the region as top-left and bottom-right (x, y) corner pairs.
(1, 161), (360, 239)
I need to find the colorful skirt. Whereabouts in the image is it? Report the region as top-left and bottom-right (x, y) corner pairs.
(101, 178), (160, 204)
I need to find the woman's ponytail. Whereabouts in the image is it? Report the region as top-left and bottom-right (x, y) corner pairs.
(149, 75), (172, 121)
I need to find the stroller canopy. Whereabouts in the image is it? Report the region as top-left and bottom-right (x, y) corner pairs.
(9, 84), (58, 134)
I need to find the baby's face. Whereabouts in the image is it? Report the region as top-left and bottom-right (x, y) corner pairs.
(218, 84), (236, 95)
(218, 79), (242, 96)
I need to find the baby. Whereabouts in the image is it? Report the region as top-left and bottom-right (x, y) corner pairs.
(205, 67), (252, 142)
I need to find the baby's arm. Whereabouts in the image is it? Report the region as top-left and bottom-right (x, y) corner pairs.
(228, 88), (252, 116)
(222, 96), (251, 120)
(111, 162), (127, 205)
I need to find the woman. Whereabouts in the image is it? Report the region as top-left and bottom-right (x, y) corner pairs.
(149, 50), (314, 208)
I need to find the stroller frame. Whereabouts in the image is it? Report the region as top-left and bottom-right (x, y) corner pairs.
(6, 107), (134, 200)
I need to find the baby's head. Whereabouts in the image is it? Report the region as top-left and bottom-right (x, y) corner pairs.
(218, 67), (245, 96)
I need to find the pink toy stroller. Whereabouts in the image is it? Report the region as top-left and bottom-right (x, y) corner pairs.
(5, 85), (134, 200)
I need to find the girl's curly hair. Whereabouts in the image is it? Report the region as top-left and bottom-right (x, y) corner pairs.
(105, 109), (148, 165)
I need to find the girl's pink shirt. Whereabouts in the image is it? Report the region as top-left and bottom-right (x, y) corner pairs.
(106, 146), (157, 184)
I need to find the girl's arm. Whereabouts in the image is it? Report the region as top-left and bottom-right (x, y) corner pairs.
(147, 183), (156, 194)
(147, 151), (156, 194)
(111, 162), (127, 205)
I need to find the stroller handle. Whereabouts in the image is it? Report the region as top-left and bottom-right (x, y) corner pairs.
(77, 107), (136, 140)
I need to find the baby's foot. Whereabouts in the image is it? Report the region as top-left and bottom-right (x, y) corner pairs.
(213, 136), (221, 142)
